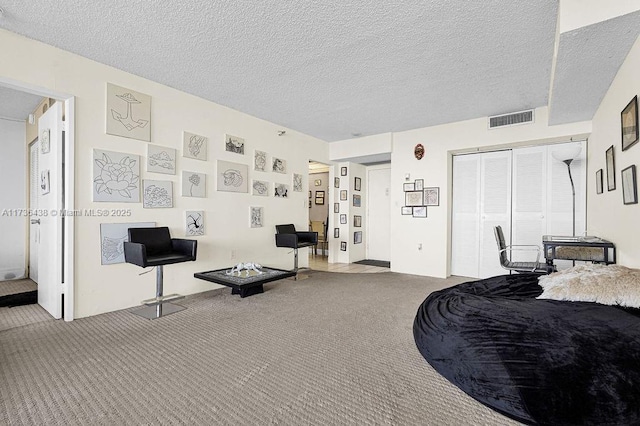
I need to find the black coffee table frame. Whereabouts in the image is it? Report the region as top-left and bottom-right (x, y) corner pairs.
(194, 266), (296, 297)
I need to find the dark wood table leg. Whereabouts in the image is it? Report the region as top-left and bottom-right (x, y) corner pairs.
(231, 284), (264, 298)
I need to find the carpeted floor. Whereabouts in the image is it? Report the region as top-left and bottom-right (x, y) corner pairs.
(0, 271), (521, 425)
(0, 279), (37, 297)
(353, 259), (391, 268)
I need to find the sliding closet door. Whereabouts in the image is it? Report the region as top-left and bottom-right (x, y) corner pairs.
(451, 150), (511, 278)
(451, 154), (481, 277)
(478, 151), (512, 278)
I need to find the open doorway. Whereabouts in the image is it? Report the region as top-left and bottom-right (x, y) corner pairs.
(308, 161), (330, 268)
(0, 79), (75, 322)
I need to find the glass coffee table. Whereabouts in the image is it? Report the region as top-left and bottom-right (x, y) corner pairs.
(194, 266), (296, 298)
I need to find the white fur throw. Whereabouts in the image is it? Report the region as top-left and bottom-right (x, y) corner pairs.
(537, 264), (640, 308)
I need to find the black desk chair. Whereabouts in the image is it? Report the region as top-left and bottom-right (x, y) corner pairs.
(124, 227), (197, 319)
(494, 225), (553, 274)
(275, 224), (318, 274)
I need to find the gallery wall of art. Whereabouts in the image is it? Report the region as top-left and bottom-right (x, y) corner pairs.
(0, 29), (329, 317)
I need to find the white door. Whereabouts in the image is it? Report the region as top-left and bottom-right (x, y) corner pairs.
(366, 167), (391, 261)
(36, 103), (64, 319)
(29, 140), (40, 283)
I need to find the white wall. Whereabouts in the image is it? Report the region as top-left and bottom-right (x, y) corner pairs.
(0, 29), (329, 317)
(390, 107), (591, 278)
(559, 0), (640, 33)
(0, 118), (27, 280)
(588, 35), (640, 268)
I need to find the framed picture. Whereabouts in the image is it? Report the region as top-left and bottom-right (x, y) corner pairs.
(41, 129), (50, 154)
(413, 206), (427, 218)
(340, 214), (347, 224)
(403, 182), (415, 192)
(414, 179), (424, 191)
(309, 200), (311, 208)
(353, 194), (361, 207)
(354, 231), (363, 244)
(334, 228), (340, 238)
(596, 169), (603, 194)
(401, 206), (412, 215)
(405, 191), (423, 207)
(606, 145), (616, 191)
(40, 169), (50, 195)
(183, 131), (208, 161)
(106, 83), (151, 142)
(315, 197), (325, 205)
(622, 165), (638, 205)
(334, 203), (340, 213)
(225, 134), (245, 155)
(315, 190), (325, 198)
(341, 167), (347, 176)
(424, 187), (440, 206)
(334, 177), (340, 188)
(354, 215), (362, 227)
(622, 95), (639, 151)
(340, 190), (348, 201)
(354, 177), (362, 191)
(308, 190), (312, 198)
(340, 241), (347, 251)
(272, 157), (287, 174)
(217, 160), (249, 193)
(314, 179), (322, 186)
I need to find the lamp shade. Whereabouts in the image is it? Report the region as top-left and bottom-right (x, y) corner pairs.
(551, 145), (582, 162)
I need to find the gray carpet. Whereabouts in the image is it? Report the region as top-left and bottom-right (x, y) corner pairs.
(0, 279), (36, 297)
(0, 271), (521, 425)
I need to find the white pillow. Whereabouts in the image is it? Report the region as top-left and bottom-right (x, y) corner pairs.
(537, 264), (640, 308)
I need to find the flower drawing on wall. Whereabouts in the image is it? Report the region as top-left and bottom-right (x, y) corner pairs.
(254, 150), (267, 171)
(186, 211), (205, 236)
(94, 152), (139, 199)
(189, 174), (200, 194)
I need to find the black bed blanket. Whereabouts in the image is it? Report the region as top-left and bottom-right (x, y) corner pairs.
(413, 273), (640, 425)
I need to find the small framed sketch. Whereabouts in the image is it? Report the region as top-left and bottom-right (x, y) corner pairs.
(401, 206), (412, 215)
(403, 182), (415, 192)
(143, 180), (173, 208)
(218, 160), (249, 193)
(225, 134), (245, 154)
(354, 231), (363, 244)
(424, 187), (440, 206)
(405, 191), (423, 207)
(606, 145), (616, 191)
(413, 206), (427, 218)
(340, 214), (347, 224)
(185, 211), (205, 236)
(254, 150), (268, 171)
(41, 129), (50, 154)
(353, 194), (361, 207)
(293, 173), (303, 192)
(414, 179), (424, 191)
(315, 196), (325, 205)
(272, 157), (287, 173)
(621, 95), (638, 151)
(622, 165), (637, 205)
(354, 177), (362, 191)
(340, 190), (348, 201)
(334, 203), (340, 213)
(334, 177), (340, 188)
(314, 179), (322, 186)
(183, 131), (208, 161)
(250, 206), (264, 228)
(106, 83), (151, 142)
(596, 169), (603, 194)
(252, 180), (269, 196)
(274, 183), (289, 197)
(354, 215), (362, 227)
(40, 170), (50, 195)
(334, 228), (340, 238)
(182, 171), (206, 198)
(340, 241), (347, 251)
(341, 166), (347, 176)
(148, 144), (176, 175)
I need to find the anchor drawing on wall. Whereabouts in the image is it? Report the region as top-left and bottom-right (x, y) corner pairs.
(111, 92), (149, 131)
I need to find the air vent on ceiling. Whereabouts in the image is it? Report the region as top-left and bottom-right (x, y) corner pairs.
(488, 110), (534, 129)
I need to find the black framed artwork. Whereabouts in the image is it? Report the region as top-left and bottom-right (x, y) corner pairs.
(401, 206), (412, 215)
(353, 215), (362, 227)
(340, 190), (347, 201)
(354, 231), (362, 244)
(340, 241), (347, 251)
(622, 95), (639, 151)
(339, 214), (347, 224)
(424, 187), (440, 206)
(353, 194), (361, 207)
(334, 177), (340, 188)
(622, 165), (638, 205)
(340, 167), (347, 176)
(354, 177), (361, 191)
(596, 169), (603, 194)
(334, 203), (339, 213)
(334, 228), (340, 238)
(606, 145), (616, 191)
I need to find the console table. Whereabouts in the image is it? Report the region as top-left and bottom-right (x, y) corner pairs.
(194, 266), (296, 298)
(542, 236), (616, 269)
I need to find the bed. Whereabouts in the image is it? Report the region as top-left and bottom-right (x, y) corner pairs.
(413, 272), (640, 425)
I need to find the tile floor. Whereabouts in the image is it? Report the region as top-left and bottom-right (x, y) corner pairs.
(307, 253), (389, 273)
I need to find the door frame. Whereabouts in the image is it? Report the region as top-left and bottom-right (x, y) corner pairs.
(365, 164), (391, 261)
(1, 76), (76, 321)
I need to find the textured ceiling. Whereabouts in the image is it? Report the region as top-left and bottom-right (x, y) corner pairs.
(0, 0), (560, 141)
(0, 85), (42, 121)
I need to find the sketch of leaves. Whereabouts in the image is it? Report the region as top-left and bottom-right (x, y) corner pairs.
(102, 235), (126, 261)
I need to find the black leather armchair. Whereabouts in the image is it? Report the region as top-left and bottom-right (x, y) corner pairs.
(275, 224), (318, 273)
(124, 227), (197, 319)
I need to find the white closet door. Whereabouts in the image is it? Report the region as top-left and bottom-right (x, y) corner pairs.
(478, 151), (512, 278)
(511, 146), (547, 262)
(451, 154), (481, 277)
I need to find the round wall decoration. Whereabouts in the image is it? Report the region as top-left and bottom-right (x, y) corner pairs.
(414, 143), (425, 160)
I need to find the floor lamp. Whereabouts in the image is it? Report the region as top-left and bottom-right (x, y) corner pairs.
(552, 145), (582, 237)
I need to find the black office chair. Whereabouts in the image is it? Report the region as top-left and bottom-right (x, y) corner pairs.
(124, 227), (197, 319)
(494, 225), (553, 274)
(275, 224), (318, 275)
